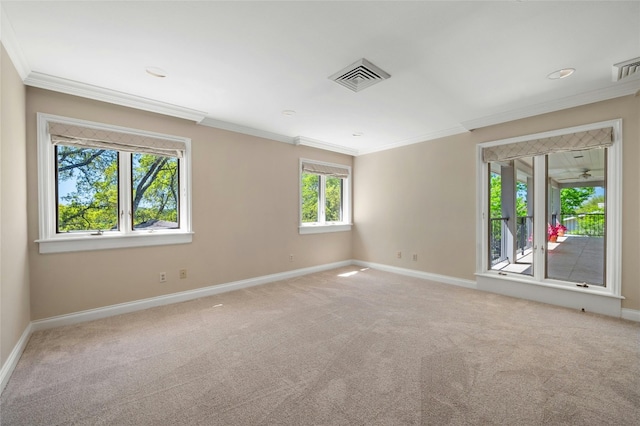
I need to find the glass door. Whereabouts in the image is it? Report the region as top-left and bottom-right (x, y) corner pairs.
(545, 149), (606, 286)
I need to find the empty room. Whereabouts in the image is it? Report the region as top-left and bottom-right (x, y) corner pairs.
(1, 1), (639, 424)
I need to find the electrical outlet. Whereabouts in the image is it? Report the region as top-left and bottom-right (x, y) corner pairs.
(159, 272), (167, 283)
(412, 254), (418, 261)
(179, 269), (187, 279)
(396, 251), (402, 259)
(289, 254), (294, 262)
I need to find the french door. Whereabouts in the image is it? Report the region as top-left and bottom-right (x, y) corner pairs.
(478, 120), (621, 299)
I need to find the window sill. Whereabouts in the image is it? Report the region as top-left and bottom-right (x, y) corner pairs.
(299, 223), (352, 235)
(36, 232), (193, 254)
(476, 271), (622, 299)
(475, 271), (623, 318)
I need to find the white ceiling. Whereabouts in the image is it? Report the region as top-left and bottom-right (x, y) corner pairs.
(2, 1), (639, 156)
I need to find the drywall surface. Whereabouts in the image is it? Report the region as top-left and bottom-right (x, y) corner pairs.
(354, 95), (640, 310)
(26, 88), (353, 319)
(1, 44), (30, 366)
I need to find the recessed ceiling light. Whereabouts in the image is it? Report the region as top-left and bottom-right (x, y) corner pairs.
(547, 68), (575, 80)
(352, 132), (364, 137)
(145, 67), (167, 78)
(282, 110), (296, 116)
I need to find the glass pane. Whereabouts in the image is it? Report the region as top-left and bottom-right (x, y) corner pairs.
(546, 149), (606, 286)
(56, 146), (118, 232)
(301, 173), (319, 223)
(489, 158), (534, 275)
(325, 176), (343, 222)
(132, 154), (179, 230)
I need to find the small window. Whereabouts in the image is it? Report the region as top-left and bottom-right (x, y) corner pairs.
(37, 113), (192, 253)
(299, 159), (351, 234)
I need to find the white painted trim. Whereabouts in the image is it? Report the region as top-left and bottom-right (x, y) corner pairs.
(299, 224), (352, 234)
(476, 119), (623, 300)
(0, 5), (31, 79)
(3, 261), (636, 394)
(199, 117), (294, 144)
(0, 323), (31, 393)
(476, 273), (622, 317)
(352, 260), (477, 289)
(357, 125), (469, 156)
(37, 232), (193, 254)
(25, 72), (207, 122)
(461, 79), (640, 131)
(621, 308), (640, 322)
(30, 260), (352, 331)
(299, 158), (352, 231)
(294, 136), (359, 156)
(36, 113), (194, 254)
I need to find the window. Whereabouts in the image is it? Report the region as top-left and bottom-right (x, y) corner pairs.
(299, 159), (351, 234)
(477, 120), (622, 311)
(37, 113), (192, 253)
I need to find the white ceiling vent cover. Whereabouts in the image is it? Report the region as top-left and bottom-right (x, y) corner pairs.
(329, 58), (391, 92)
(612, 57), (640, 82)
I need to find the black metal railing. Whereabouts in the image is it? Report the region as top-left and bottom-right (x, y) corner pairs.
(490, 216), (533, 266)
(489, 217), (507, 266)
(516, 216), (533, 255)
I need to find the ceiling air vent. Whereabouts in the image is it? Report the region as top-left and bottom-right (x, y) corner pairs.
(612, 57), (640, 82)
(329, 58), (390, 92)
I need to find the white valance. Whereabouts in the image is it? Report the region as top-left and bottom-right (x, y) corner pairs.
(301, 161), (349, 178)
(482, 127), (613, 163)
(48, 122), (186, 158)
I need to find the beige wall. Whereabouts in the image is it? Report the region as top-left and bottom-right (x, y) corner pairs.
(14, 64), (640, 324)
(354, 95), (640, 310)
(26, 88), (353, 320)
(1, 44), (30, 366)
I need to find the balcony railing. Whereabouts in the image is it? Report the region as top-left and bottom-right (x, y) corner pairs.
(554, 213), (605, 237)
(489, 216), (533, 266)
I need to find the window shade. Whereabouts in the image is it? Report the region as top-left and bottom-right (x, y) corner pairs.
(482, 127), (613, 163)
(48, 122), (186, 158)
(301, 161), (349, 178)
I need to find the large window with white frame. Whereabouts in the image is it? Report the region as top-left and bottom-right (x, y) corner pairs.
(476, 120), (622, 311)
(37, 113), (192, 253)
(299, 159), (351, 234)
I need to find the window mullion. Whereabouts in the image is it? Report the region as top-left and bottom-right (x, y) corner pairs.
(119, 152), (132, 233)
(532, 155), (547, 281)
(319, 175), (326, 223)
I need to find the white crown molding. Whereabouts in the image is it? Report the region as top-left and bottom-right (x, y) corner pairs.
(294, 136), (359, 156)
(24, 72), (208, 122)
(461, 78), (640, 131)
(0, 4), (31, 79)
(356, 125), (469, 156)
(198, 117), (294, 144)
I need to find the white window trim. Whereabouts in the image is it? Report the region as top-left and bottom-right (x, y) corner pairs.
(475, 119), (623, 315)
(36, 113), (193, 254)
(299, 158), (352, 234)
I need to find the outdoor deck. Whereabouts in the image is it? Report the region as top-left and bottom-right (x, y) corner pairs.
(493, 235), (604, 286)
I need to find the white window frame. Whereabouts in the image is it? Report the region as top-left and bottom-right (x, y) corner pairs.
(36, 113), (193, 254)
(299, 158), (352, 234)
(475, 119), (623, 316)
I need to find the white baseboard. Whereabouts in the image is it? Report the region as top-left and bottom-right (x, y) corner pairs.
(622, 308), (640, 322)
(352, 260), (477, 289)
(31, 260), (352, 332)
(0, 323), (32, 394)
(4, 260), (638, 395)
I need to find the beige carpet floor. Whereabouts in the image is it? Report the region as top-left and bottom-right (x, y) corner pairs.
(1, 266), (639, 425)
